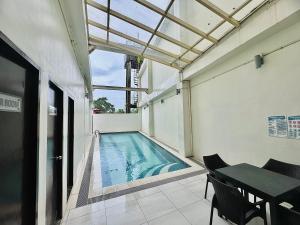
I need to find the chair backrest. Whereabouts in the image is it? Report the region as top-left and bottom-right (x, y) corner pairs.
(203, 154), (229, 174)
(263, 159), (300, 180)
(278, 205), (300, 225)
(209, 175), (251, 224)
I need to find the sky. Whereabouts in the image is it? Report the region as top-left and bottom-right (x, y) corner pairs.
(91, 50), (126, 109)
(89, 0), (171, 110)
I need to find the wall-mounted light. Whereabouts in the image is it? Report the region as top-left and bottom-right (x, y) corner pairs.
(254, 54), (264, 69)
(161, 99), (164, 104)
(176, 89), (181, 95)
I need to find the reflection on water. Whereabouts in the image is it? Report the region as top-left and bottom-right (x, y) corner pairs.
(100, 132), (190, 187)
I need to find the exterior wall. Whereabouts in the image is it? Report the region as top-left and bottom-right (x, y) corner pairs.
(152, 91), (181, 151)
(139, 0), (300, 163)
(190, 18), (300, 166)
(93, 114), (140, 133)
(141, 106), (150, 135)
(0, 0), (92, 224)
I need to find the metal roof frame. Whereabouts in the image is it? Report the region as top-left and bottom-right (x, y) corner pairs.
(86, 0), (270, 71)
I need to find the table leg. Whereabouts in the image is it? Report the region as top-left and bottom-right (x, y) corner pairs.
(269, 201), (279, 225)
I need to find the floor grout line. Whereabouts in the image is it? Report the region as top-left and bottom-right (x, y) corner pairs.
(159, 184), (193, 225)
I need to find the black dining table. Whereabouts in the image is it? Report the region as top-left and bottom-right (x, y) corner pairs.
(215, 163), (300, 225)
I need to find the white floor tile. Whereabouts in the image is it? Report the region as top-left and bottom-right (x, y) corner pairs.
(179, 200), (228, 225)
(105, 199), (140, 216)
(104, 193), (136, 208)
(158, 181), (184, 193)
(137, 192), (176, 220)
(106, 201), (146, 225)
(134, 187), (161, 199)
(66, 210), (106, 225)
(68, 202), (105, 220)
(164, 188), (201, 209)
(148, 211), (190, 225)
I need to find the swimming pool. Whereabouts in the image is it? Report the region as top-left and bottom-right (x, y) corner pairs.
(99, 132), (190, 187)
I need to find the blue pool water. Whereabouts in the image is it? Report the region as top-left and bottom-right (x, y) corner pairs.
(100, 132), (190, 187)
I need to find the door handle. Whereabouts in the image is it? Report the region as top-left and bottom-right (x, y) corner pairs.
(51, 156), (62, 160)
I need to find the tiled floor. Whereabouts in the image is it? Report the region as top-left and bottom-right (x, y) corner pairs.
(61, 173), (268, 225)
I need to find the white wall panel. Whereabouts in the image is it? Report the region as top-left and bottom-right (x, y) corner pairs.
(93, 114), (140, 133)
(0, 0), (92, 224)
(191, 19), (300, 166)
(141, 107), (150, 134)
(153, 91), (180, 151)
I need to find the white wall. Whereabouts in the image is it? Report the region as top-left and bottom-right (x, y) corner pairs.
(93, 114), (140, 133)
(141, 107), (150, 134)
(190, 17), (300, 166)
(0, 0), (92, 224)
(152, 91), (181, 151)
(139, 0), (300, 164)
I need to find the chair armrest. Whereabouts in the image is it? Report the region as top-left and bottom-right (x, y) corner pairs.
(251, 199), (266, 208)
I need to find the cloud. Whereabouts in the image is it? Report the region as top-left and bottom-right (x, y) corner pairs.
(90, 50), (127, 108)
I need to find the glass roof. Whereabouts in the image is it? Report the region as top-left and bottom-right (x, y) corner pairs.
(86, 0), (268, 70)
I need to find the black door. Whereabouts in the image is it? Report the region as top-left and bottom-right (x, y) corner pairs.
(67, 97), (74, 198)
(0, 34), (38, 225)
(46, 82), (63, 225)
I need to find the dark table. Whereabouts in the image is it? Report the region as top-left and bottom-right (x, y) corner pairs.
(215, 163), (300, 225)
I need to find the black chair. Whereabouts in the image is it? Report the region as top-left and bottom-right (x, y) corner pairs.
(260, 159), (300, 208)
(203, 154), (229, 199)
(277, 205), (300, 225)
(263, 158), (300, 179)
(209, 175), (267, 225)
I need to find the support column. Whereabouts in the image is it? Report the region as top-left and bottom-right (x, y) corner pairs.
(148, 101), (154, 137)
(147, 60), (154, 137)
(177, 80), (193, 157)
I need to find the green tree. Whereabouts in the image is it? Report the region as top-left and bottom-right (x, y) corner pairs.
(93, 97), (115, 113)
(117, 109), (125, 113)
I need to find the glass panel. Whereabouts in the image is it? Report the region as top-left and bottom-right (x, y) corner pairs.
(170, 1), (223, 34)
(209, 0), (249, 15)
(147, 0), (171, 10)
(233, 0), (266, 21)
(109, 33), (144, 52)
(210, 22), (234, 40)
(175, 60), (188, 68)
(110, 16), (152, 43)
(110, 0), (162, 29)
(89, 25), (107, 39)
(87, 5), (107, 25)
(194, 39), (214, 52)
(94, 0), (107, 7)
(150, 35), (182, 55)
(182, 51), (198, 61)
(158, 18), (201, 47)
(144, 48), (175, 63)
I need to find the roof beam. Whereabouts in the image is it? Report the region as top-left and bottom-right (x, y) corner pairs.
(134, 0), (217, 43)
(89, 35), (182, 70)
(106, 0), (111, 41)
(88, 45), (96, 54)
(171, 0), (252, 66)
(141, 0), (175, 56)
(88, 20), (192, 64)
(194, 0), (240, 27)
(93, 85), (148, 93)
(86, 0), (202, 55)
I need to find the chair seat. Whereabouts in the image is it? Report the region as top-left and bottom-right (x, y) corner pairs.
(278, 205), (300, 225)
(209, 175), (267, 225)
(245, 206), (265, 223)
